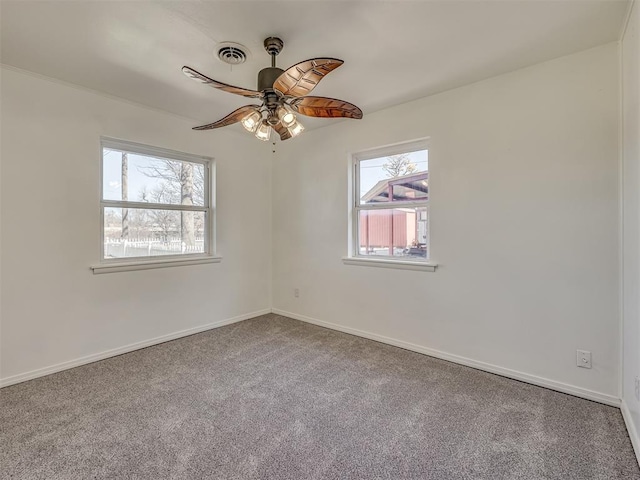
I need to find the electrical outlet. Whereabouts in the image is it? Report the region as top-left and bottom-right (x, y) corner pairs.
(294, 288), (299, 298)
(635, 376), (640, 402)
(576, 350), (591, 369)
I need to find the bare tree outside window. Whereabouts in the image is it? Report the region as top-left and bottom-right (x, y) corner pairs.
(382, 153), (417, 178)
(139, 184), (180, 240)
(101, 140), (210, 260)
(121, 152), (129, 239)
(139, 159), (203, 248)
(180, 162), (195, 247)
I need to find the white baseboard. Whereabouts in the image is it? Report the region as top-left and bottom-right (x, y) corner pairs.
(1, 306), (623, 410)
(272, 308), (621, 408)
(622, 399), (640, 466)
(0, 308), (272, 388)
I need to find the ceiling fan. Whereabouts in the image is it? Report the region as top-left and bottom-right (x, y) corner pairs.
(182, 37), (363, 141)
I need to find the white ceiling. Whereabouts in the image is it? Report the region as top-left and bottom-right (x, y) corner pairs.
(0, 0), (630, 131)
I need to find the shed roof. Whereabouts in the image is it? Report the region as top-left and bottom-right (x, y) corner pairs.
(361, 171), (429, 203)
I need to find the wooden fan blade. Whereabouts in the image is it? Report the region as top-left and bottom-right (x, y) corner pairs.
(289, 96), (363, 119)
(273, 58), (343, 97)
(273, 122), (292, 141)
(182, 66), (263, 99)
(193, 105), (261, 131)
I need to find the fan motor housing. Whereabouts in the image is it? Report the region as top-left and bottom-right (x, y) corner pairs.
(258, 67), (284, 92)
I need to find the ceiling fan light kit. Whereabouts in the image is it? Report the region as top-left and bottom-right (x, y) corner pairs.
(241, 110), (262, 133)
(288, 120), (305, 137)
(277, 104), (296, 128)
(183, 36), (362, 141)
(254, 120), (272, 141)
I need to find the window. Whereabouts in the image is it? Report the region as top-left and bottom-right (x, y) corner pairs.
(349, 140), (432, 268)
(98, 138), (214, 268)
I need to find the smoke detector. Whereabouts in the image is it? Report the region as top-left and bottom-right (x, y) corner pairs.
(216, 42), (249, 65)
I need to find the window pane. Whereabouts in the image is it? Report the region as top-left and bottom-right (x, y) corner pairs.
(104, 207), (206, 259)
(359, 149), (428, 205)
(358, 207), (428, 258)
(103, 148), (205, 206)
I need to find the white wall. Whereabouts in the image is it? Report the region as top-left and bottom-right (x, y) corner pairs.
(622, 0), (640, 460)
(0, 67), (271, 384)
(272, 43), (621, 403)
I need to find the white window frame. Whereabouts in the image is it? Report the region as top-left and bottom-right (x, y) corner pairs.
(343, 139), (437, 272)
(91, 137), (220, 274)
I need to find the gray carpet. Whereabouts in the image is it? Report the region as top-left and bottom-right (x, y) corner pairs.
(1, 314), (638, 480)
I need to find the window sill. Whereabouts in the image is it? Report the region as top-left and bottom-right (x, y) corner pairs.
(342, 257), (437, 272)
(91, 256), (222, 274)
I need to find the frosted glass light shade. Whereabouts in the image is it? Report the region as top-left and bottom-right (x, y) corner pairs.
(255, 121), (272, 141)
(288, 120), (305, 137)
(241, 111), (262, 132)
(277, 105), (296, 128)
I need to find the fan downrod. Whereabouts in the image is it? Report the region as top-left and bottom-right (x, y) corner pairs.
(258, 37), (285, 91)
